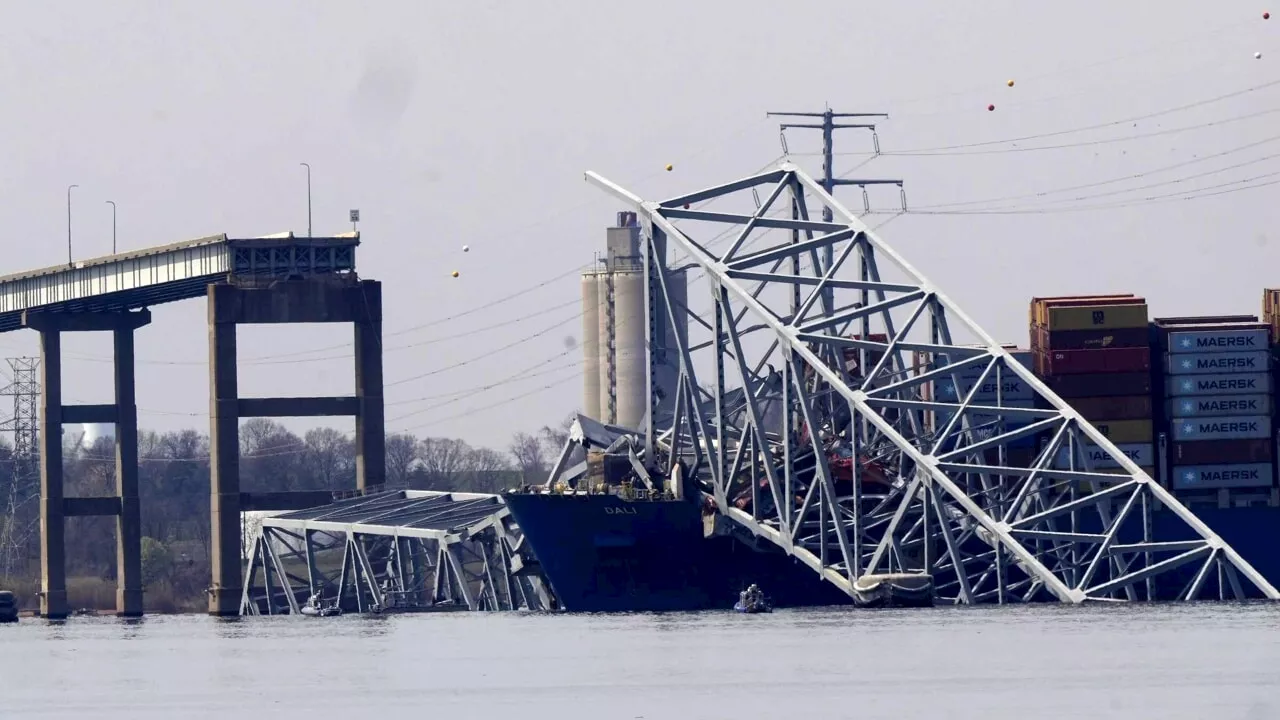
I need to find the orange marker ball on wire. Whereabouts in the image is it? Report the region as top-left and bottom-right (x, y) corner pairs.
(1007, 79), (1015, 87)
(451, 270), (459, 278)
(665, 163), (673, 171)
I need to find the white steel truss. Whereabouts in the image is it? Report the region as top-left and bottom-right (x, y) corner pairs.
(585, 161), (1279, 605)
(240, 490), (555, 615)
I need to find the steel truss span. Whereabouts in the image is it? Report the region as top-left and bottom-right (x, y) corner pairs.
(585, 161), (1279, 605)
(240, 490), (556, 615)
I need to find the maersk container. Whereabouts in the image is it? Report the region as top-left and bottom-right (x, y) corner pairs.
(1162, 328), (1270, 354)
(1166, 394), (1272, 418)
(1053, 442), (1154, 470)
(1171, 463), (1274, 491)
(931, 375), (1035, 403)
(1170, 415), (1271, 442)
(1166, 372), (1271, 397)
(1164, 350), (1269, 375)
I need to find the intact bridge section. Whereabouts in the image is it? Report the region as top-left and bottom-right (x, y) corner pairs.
(582, 161), (1280, 605)
(0, 233), (384, 618)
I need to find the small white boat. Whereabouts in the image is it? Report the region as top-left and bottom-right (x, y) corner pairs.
(299, 591), (342, 617)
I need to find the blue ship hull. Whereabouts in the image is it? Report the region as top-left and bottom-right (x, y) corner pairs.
(503, 492), (849, 612)
(506, 493), (1280, 611)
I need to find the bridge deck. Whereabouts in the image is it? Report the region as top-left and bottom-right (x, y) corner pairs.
(0, 232), (358, 331)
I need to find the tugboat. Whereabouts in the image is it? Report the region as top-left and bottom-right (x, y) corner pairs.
(734, 584), (772, 614)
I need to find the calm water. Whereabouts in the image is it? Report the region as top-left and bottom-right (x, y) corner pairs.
(2, 603), (1278, 719)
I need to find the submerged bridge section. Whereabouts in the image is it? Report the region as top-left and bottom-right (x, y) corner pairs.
(4, 232), (384, 619)
(584, 161), (1280, 605)
(241, 489), (555, 615)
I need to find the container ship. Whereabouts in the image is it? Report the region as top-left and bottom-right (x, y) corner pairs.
(504, 215), (1280, 611)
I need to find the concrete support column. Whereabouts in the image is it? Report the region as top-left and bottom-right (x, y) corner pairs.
(354, 280), (384, 490)
(37, 329), (67, 620)
(113, 327), (143, 617)
(208, 309), (241, 616)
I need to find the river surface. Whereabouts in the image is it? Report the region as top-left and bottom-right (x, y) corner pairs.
(2, 603), (1278, 719)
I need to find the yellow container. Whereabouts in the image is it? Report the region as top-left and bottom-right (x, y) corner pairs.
(1045, 304), (1149, 332)
(1088, 419), (1153, 445)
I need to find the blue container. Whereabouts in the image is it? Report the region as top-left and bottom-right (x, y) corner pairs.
(932, 376), (1035, 403)
(1053, 442), (1153, 470)
(1164, 350), (1269, 375)
(1166, 394), (1271, 418)
(1166, 328), (1269, 354)
(1171, 463), (1274, 490)
(1166, 373), (1271, 397)
(1170, 415), (1271, 442)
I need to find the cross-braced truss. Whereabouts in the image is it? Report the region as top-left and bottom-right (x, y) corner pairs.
(240, 490), (556, 615)
(585, 161), (1280, 604)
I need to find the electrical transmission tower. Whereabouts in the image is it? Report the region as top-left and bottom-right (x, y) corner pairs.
(0, 357), (40, 578)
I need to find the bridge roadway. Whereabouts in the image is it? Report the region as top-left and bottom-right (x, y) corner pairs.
(7, 231), (385, 619)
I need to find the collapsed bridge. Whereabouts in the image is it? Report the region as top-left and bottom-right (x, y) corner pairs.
(578, 160), (1279, 604)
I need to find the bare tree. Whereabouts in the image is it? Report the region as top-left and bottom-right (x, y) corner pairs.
(509, 432), (547, 482)
(538, 413), (575, 459)
(384, 433), (418, 487)
(458, 447), (514, 492)
(417, 437), (472, 490)
(301, 427), (354, 491)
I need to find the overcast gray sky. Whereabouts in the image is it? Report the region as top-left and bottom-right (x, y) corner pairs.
(0, 0), (1276, 450)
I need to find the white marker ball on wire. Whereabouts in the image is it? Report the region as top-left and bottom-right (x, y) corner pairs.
(462, 244), (470, 252)
(1257, 51), (1264, 59)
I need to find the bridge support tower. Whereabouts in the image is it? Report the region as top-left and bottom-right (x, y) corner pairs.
(207, 278), (385, 616)
(25, 309), (151, 620)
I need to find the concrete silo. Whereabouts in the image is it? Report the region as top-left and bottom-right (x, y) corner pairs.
(580, 271), (603, 422)
(582, 211), (693, 432)
(612, 269), (647, 430)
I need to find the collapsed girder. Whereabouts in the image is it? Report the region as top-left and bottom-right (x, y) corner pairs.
(584, 160), (1279, 605)
(240, 489), (555, 615)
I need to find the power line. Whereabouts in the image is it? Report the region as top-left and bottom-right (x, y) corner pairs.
(883, 76), (1280, 155)
(911, 132), (1280, 210)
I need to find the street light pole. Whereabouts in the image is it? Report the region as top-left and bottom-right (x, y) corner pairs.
(300, 162), (312, 237)
(67, 184), (79, 266)
(105, 200), (117, 254)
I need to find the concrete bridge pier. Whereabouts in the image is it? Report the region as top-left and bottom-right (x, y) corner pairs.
(24, 309), (151, 619)
(206, 278), (385, 617)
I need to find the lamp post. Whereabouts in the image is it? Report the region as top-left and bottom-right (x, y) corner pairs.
(300, 162), (312, 237)
(105, 200), (117, 254)
(67, 184), (79, 266)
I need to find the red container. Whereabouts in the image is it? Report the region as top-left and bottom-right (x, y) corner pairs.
(1067, 395), (1152, 421)
(1039, 372), (1151, 398)
(1032, 325), (1149, 351)
(1169, 438), (1274, 465)
(1040, 347), (1151, 375)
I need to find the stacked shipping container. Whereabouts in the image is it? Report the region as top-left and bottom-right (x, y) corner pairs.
(1028, 295), (1155, 474)
(915, 345), (1036, 464)
(1155, 316), (1274, 491)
